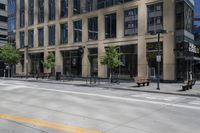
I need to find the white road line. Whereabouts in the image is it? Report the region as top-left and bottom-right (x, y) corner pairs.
(189, 100), (200, 105)
(131, 94), (179, 101)
(10, 86), (200, 111)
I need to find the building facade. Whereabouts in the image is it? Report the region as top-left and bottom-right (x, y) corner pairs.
(15, 0), (197, 81)
(0, 0), (7, 77)
(0, 0), (7, 45)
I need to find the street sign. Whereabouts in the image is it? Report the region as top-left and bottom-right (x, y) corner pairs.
(156, 55), (161, 62)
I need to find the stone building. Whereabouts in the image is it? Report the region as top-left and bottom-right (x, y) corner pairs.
(15, 0), (197, 81)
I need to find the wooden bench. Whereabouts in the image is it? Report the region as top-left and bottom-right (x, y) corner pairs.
(134, 76), (150, 87)
(182, 80), (196, 91)
(36, 73), (50, 79)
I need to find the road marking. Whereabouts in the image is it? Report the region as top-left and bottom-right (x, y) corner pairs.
(131, 94), (179, 101)
(189, 100), (200, 105)
(0, 114), (102, 133)
(19, 87), (200, 111)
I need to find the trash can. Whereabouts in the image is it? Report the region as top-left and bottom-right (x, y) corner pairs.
(56, 72), (61, 80)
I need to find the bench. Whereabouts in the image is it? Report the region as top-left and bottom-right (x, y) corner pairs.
(182, 80), (196, 91)
(36, 73), (50, 79)
(134, 76), (150, 87)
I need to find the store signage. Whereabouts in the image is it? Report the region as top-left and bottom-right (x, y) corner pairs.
(156, 55), (161, 62)
(188, 43), (196, 53)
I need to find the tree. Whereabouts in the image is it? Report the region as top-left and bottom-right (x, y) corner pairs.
(101, 45), (122, 83)
(0, 44), (21, 77)
(41, 52), (55, 74)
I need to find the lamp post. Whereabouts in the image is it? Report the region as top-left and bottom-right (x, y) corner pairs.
(24, 45), (29, 79)
(150, 29), (167, 90)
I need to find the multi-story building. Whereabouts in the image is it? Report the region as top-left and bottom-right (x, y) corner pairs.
(0, 0), (7, 45)
(15, 0), (198, 81)
(0, 0), (7, 77)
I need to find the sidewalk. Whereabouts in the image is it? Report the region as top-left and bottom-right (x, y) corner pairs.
(1, 77), (200, 97)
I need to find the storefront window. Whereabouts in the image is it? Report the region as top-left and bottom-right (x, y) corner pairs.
(146, 42), (163, 79)
(62, 50), (82, 76)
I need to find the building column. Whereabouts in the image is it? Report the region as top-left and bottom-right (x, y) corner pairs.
(163, 0), (175, 81)
(82, 17), (90, 77)
(98, 12), (107, 78)
(137, 0), (148, 77)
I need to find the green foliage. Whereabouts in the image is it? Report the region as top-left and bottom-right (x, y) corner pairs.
(101, 45), (122, 69)
(0, 44), (21, 65)
(41, 52), (55, 70)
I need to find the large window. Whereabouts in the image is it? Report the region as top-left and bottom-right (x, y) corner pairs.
(28, 30), (34, 48)
(38, 28), (44, 47)
(88, 17), (98, 40)
(146, 42), (163, 79)
(105, 13), (116, 38)
(147, 3), (163, 33)
(124, 8), (138, 36)
(20, 31), (25, 48)
(20, 0), (25, 28)
(48, 25), (55, 46)
(38, 0), (44, 23)
(49, 0), (55, 21)
(60, 23), (68, 44)
(28, 0), (34, 25)
(73, 0), (81, 15)
(85, 0), (93, 12)
(97, 0), (126, 9)
(61, 0), (68, 18)
(8, 0), (16, 33)
(176, 2), (193, 33)
(74, 20), (82, 42)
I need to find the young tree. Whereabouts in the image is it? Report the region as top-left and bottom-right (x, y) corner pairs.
(0, 44), (21, 77)
(41, 52), (55, 75)
(101, 45), (122, 83)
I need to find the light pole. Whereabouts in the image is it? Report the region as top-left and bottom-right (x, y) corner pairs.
(150, 29), (167, 90)
(24, 45), (29, 79)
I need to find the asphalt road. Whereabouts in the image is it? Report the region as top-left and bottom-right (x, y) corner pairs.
(0, 79), (200, 133)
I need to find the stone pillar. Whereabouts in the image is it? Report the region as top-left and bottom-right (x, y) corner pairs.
(137, 0), (148, 77)
(98, 12), (107, 78)
(116, 6), (123, 38)
(68, 0), (73, 44)
(82, 17), (90, 77)
(163, 0), (175, 81)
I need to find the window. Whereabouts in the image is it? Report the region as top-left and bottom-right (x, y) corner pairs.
(97, 0), (123, 9)
(147, 3), (163, 33)
(38, 0), (44, 23)
(85, 0), (93, 12)
(48, 25), (55, 46)
(38, 28), (44, 47)
(88, 17), (98, 40)
(124, 8), (138, 36)
(49, 0), (55, 21)
(0, 16), (7, 22)
(60, 23), (68, 44)
(74, 0), (81, 15)
(20, 0), (25, 28)
(61, 0), (68, 18)
(0, 3), (6, 10)
(20, 31), (25, 48)
(28, 30), (34, 48)
(74, 20), (82, 42)
(105, 13), (116, 38)
(28, 0), (34, 25)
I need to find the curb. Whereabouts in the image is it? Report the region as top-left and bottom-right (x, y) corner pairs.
(1, 78), (200, 98)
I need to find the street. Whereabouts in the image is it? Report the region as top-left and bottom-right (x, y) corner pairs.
(0, 79), (200, 133)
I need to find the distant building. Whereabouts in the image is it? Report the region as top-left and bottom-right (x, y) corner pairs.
(15, 0), (198, 81)
(8, 0), (16, 46)
(0, 0), (7, 45)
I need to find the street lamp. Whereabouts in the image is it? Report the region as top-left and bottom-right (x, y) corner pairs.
(24, 45), (29, 79)
(150, 29), (167, 90)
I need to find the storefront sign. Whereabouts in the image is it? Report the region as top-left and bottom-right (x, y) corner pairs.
(189, 43), (196, 53)
(156, 55), (161, 62)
